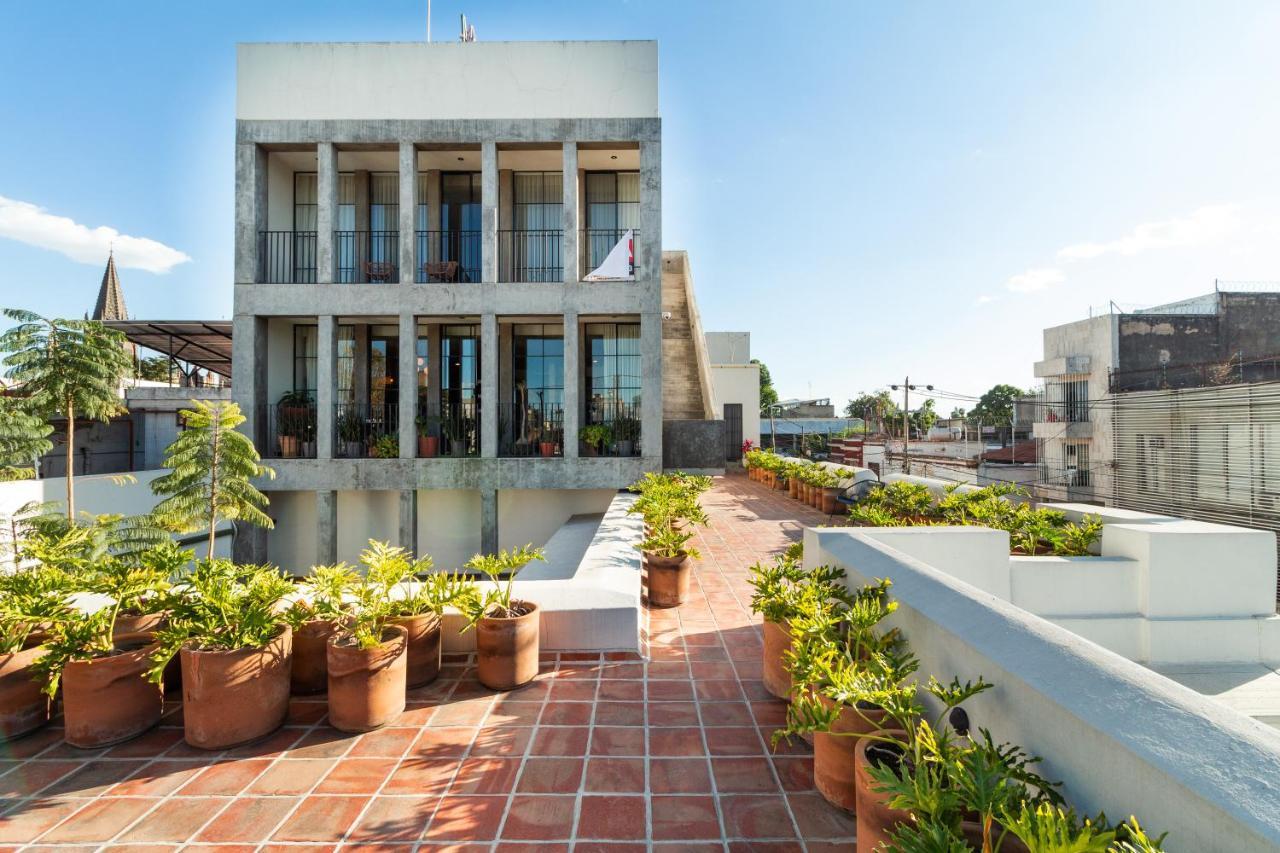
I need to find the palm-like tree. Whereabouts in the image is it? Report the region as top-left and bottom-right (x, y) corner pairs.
(0, 310), (132, 517)
(151, 400), (275, 559)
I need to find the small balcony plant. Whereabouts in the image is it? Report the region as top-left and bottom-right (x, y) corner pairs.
(282, 563), (356, 695)
(147, 560), (294, 750)
(612, 415), (641, 456)
(458, 544), (546, 690)
(325, 562), (408, 733)
(416, 413), (440, 457)
(275, 390), (313, 458)
(338, 409), (365, 458)
(370, 433), (399, 459)
(580, 423), (612, 457)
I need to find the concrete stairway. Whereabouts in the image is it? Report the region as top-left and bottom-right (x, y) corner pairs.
(661, 252), (714, 420)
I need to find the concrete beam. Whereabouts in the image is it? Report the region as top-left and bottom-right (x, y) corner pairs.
(562, 143), (579, 285)
(316, 490), (337, 565)
(480, 313), (498, 458)
(481, 142), (498, 283)
(316, 315), (337, 459)
(234, 143), (266, 283)
(398, 142), (416, 284)
(237, 117), (662, 146)
(563, 312), (580, 458)
(398, 313), (417, 459)
(398, 489), (418, 554)
(481, 488), (498, 555)
(316, 142), (337, 284)
(262, 455), (652, 492)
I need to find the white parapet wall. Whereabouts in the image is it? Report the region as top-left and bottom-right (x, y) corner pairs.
(807, 527), (1280, 851)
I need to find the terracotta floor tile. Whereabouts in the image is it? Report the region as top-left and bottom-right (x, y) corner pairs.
(39, 796), (155, 843)
(483, 701), (543, 728)
(194, 796), (300, 843)
(515, 757), (583, 793)
(287, 728), (358, 759)
(41, 760), (148, 798)
(272, 793), (368, 841)
(787, 791), (858, 839)
(597, 680), (644, 702)
(178, 758), (271, 795)
(346, 794), (436, 842)
(0, 799), (83, 843)
(583, 756), (645, 793)
(225, 727), (304, 759)
(648, 728), (706, 757)
(286, 699), (330, 726)
(771, 756), (814, 792)
(247, 758), (336, 794)
(448, 757), (521, 794)
(428, 697), (494, 727)
(593, 701), (645, 726)
(700, 701), (756, 726)
(348, 726), (419, 758)
(647, 680), (696, 701)
(470, 725), (533, 757)
(548, 680), (597, 702)
(103, 728), (185, 758)
(116, 796), (227, 842)
(382, 758), (461, 795)
(589, 726), (646, 756)
(422, 794), (505, 841)
(706, 727), (765, 756)
(107, 759), (208, 797)
(529, 726), (590, 755)
(539, 702), (593, 726)
(0, 760), (83, 798)
(719, 794), (796, 839)
(651, 794), (722, 840)
(314, 757), (399, 794)
(649, 757), (713, 793)
(712, 756), (780, 793)
(500, 794), (576, 840)
(647, 702), (700, 727)
(411, 727), (478, 758)
(576, 794), (646, 840)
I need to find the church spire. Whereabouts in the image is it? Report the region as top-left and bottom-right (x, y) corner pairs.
(92, 249), (127, 321)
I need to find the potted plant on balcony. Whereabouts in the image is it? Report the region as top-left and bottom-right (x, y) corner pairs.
(539, 423), (561, 458)
(416, 414), (440, 458)
(637, 521), (701, 608)
(580, 423), (611, 457)
(147, 560), (294, 750)
(283, 564), (356, 695)
(459, 545), (546, 690)
(338, 409), (364, 458)
(363, 541), (472, 689)
(276, 390), (312, 458)
(326, 567), (408, 732)
(0, 566), (71, 741)
(370, 433), (399, 459)
(34, 551), (173, 748)
(613, 415), (640, 456)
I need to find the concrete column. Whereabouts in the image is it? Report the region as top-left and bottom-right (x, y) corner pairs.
(398, 313), (417, 459)
(480, 313), (498, 457)
(399, 143), (416, 283)
(234, 524), (268, 566)
(562, 143), (579, 284)
(426, 170), (441, 232)
(638, 139), (662, 294)
(424, 323), (442, 421)
(353, 324), (370, 409)
(354, 170), (370, 283)
(234, 143), (266, 283)
(563, 312), (580, 458)
(640, 312), (663, 465)
(316, 490), (337, 565)
(481, 142), (498, 283)
(316, 143), (337, 284)
(232, 314), (267, 448)
(480, 489), (498, 555)
(398, 490), (418, 555)
(498, 323), (513, 432)
(316, 315), (337, 459)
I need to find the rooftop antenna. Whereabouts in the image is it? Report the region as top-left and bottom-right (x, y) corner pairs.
(460, 13), (476, 42)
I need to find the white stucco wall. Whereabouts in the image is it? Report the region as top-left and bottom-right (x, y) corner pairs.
(497, 489), (616, 553)
(417, 489), (481, 572)
(266, 490), (318, 574)
(710, 363), (761, 447)
(237, 41), (660, 121)
(336, 489), (400, 565)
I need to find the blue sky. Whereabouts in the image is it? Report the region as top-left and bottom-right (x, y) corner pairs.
(2, 1), (1278, 411)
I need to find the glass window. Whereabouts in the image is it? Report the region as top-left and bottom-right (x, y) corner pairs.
(513, 324), (564, 414)
(584, 172), (639, 268)
(441, 325), (480, 406)
(337, 325), (356, 404)
(294, 174), (317, 231)
(368, 325), (399, 410)
(293, 325), (317, 397)
(585, 322), (641, 422)
(514, 172), (563, 230)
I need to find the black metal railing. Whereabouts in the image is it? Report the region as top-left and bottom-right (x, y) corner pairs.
(581, 400), (641, 458)
(415, 401), (480, 457)
(334, 231), (400, 283)
(334, 402), (400, 459)
(582, 228), (639, 276)
(258, 231), (317, 283)
(499, 229), (563, 282)
(499, 403), (564, 458)
(415, 230), (482, 283)
(260, 403), (318, 459)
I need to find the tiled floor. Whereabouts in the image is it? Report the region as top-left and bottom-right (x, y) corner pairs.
(0, 471), (851, 851)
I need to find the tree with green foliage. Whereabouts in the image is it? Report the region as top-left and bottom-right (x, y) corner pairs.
(950, 406), (966, 419)
(0, 396), (53, 482)
(971, 383), (1030, 447)
(151, 400), (275, 559)
(0, 310), (133, 518)
(751, 359), (778, 414)
(911, 397), (938, 435)
(136, 356), (176, 383)
(844, 391), (898, 434)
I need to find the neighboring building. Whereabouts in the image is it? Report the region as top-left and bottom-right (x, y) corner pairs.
(230, 40), (717, 572)
(705, 331), (760, 459)
(775, 397), (836, 418)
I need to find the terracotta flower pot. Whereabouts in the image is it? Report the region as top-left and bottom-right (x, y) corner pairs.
(0, 640), (50, 741)
(539, 441), (556, 458)
(821, 487), (841, 514)
(811, 486), (823, 509)
(418, 435), (438, 457)
(180, 624), (292, 750)
(279, 435), (299, 458)
(291, 619), (339, 695)
(476, 601), (540, 691)
(646, 553), (691, 608)
(391, 612), (443, 688)
(116, 613), (180, 694)
(788, 478), (801, 499)
(62, 632), (164, 749)
(761, 618), (792, 700)
(814, 698), (887, 813)
(854, 729), (912, 852)
(327, 625), (408, 733)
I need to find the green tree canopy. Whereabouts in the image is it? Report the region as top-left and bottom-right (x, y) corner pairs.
(911, 398), (938, 435)
(0, 396), (53, 482)
(0, 310), (132, 517)
(752, 359), (778, 414)
(136, 356), (176, 383)
(970, 384), (1030, 426)
(950, 406), (967, 419)
(152, 400), (275, 559)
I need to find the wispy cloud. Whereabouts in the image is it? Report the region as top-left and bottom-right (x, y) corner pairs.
(975, 294), (996, 305)
(0, 195), (190, 274)
(1006, 267), (1065, 293)
(1056, 203), (1242, 261)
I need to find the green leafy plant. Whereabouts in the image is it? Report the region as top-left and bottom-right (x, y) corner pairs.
(457, 544), (546, 628)
(580, 423), (612, 449)
(0, 566), (73, 653)
(146, 560), (293, 683)
(415, 413), (439, 438)
(358, 540), (472, 618)
(0, 310), (134, 518)
(0, 395), (52, 482)
(636, 524), (701, 560)
(1000, 803), (1115, 852)
(151, 400), (275, 559)
(283, 563), (358, 629)
(370, 433), (399, 458)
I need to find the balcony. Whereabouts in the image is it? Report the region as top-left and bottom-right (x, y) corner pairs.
(499, 403), (564, 458)
(415, 230), (481, 283)
(259, 402), (317, 459)
(582, 228), (638, 277)
(257, 231), (317, 283)
(1032, 418), (1093, 439)
(583, 401), (642, 458)
(335, 231), (400, 283)
(499, 229), (563, 283)
(414, 401), (480, 458)
(334, 402), (400, 458)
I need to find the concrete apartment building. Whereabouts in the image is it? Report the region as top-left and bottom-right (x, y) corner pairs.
(230, 40), (718, 572)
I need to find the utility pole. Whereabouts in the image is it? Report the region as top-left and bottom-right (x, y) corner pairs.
(889, 378), (933, 476)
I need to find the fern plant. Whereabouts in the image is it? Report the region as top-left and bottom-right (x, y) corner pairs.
(0, 310), (133, 518)
(146, 559), (293, 683)
(283, 563), (357, 629)
(151, 400), (275, 559)
(0, 395), (52, 482)
(458, 544), (546, 627)
(357, 540), (472, 618)
(0, 566), (73, 653)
